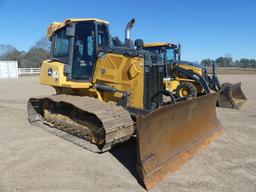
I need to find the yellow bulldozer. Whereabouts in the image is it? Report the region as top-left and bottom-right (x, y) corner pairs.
(27, 18), (222, 190)
(143, 42), (247, 109)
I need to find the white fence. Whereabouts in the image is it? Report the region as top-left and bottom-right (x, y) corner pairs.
(18, 68), (40, 76)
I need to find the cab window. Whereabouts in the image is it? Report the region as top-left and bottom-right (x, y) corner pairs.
(97, 24), (109, 48)
(72, 22), (95, 79)
(53, 28), (69, 57)
(166, 49), (175, 64)
(87, 36), (94, 56)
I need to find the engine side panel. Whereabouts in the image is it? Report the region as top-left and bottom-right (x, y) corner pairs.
(93, 53), (145, 109)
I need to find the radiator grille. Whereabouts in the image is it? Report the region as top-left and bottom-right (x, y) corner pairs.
(144, 54), (164, 111)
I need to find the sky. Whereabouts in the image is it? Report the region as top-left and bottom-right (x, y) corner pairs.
(0, 0), (255, 61)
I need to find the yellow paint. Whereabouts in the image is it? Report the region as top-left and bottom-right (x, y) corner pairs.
(40, 60), (92, 88)
(178, 63), (203, 76)
(164, 79), (180, 92)
(144, 42), (204, 94)
(47, 18), (109, 38)
(40, 53), (145, 109)
(175, 77), (195, 83)
(144, 42), (177, 48)
(93, 53), (145, 109)
(179, 87), (189, 96)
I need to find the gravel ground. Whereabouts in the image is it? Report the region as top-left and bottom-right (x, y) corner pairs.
(0, 75), (255, 192)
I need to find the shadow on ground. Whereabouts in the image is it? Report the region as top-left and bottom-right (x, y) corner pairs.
(109, 137), (143, 186)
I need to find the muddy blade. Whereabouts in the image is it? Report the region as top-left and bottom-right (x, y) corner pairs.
(217, 82), (247, 109)
(136, 93), (223, 190)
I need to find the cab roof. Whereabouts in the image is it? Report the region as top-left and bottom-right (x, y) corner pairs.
(143, 42), (177, 48)
(47, 18), (109, 38)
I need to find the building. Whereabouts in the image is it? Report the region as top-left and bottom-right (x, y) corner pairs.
(0, 61), (18, 78)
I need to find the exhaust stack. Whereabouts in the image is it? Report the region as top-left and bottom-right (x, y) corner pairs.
(124, 18), (136, 48)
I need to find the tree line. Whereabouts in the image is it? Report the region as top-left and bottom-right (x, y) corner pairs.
(1, 38), (256, 69)
(201, 57), (256, 68)
(0, 37), (50, 68)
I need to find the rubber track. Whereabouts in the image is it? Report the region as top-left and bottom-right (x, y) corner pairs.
(27, 95), (134, 153)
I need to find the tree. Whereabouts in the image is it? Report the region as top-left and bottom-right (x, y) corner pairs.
(0, 44), (16, 58)
(0, 49), (21, 61)
(201, 58), (214, 67)
(215, 57), (233, 67)
(33, 37), (51, 52)
(239, 58), (250, 68)
(19, 48), (50, 68)
(201, 57), (256, 68)
(1, 37), (50, 68)
(249, 59), (256, 68)
(18, 37), (51, 68)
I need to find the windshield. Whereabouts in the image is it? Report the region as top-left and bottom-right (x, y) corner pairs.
(144, 46), (176, 65)
(53, 28), (69, 57)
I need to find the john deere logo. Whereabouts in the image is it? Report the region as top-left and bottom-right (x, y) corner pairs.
(48, 68), (52, 76)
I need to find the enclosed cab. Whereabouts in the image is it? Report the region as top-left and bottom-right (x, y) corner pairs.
(144, 42), (206, 98)
(40, 18), (165, 112)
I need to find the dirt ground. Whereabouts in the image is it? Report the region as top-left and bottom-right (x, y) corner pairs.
(0, 75), (255, 192)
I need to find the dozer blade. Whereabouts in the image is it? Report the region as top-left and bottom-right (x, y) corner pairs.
(217, 82), (247, 109)
(136, 93), (223, 190)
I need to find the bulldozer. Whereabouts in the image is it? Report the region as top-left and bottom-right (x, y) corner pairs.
(143, 42), (247, 109)
(27, 18), (223, 190)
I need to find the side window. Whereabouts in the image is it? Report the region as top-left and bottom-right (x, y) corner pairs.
(98, 32), (105, 45)
(87, 36), (94, 56)
(53, 29), (69, 57)
(166, 49), (174, 64)
(97, 25), (108, 47)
